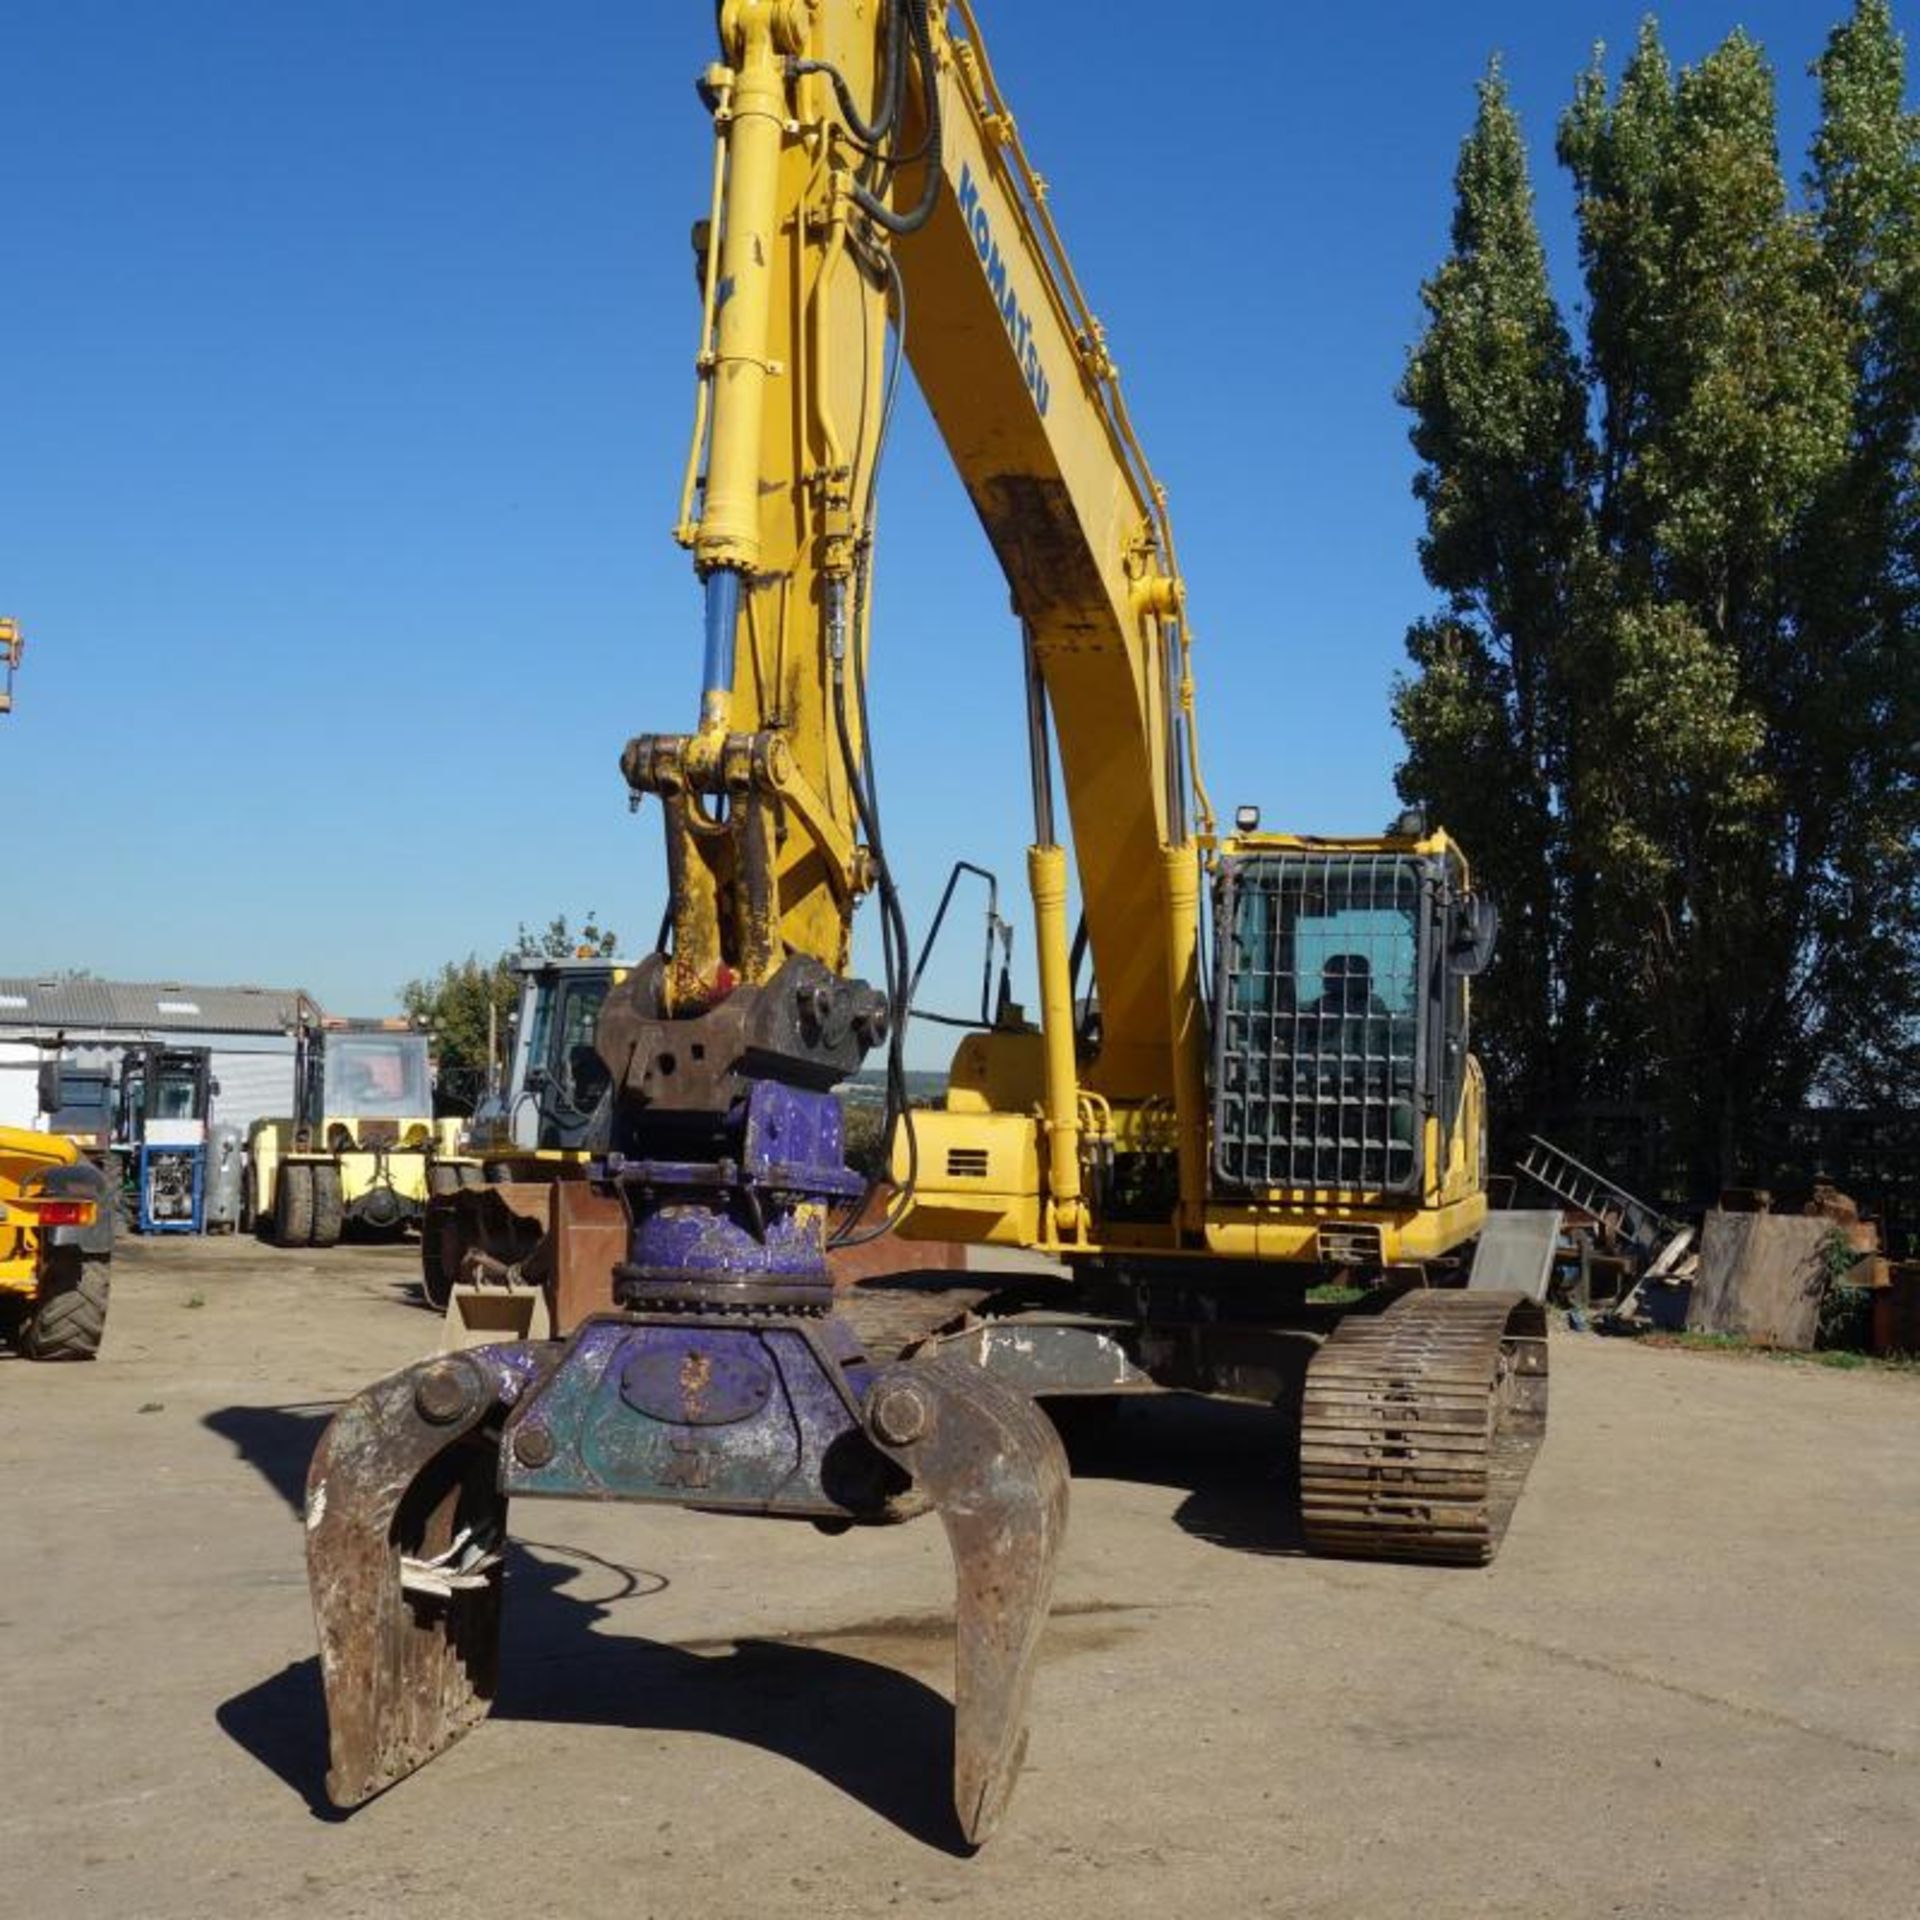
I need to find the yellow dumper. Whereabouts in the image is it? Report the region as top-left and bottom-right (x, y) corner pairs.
(0, 1124), (113, 1359)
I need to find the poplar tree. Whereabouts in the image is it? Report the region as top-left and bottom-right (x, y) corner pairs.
(1396, 5), (1920, 1188)
(1804, 0), (1920, 1105)
(1393, 65), (1595, 1120)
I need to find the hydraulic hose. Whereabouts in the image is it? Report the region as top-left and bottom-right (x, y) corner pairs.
(851, 0), (942, 235)
(789, 0), (905, 152)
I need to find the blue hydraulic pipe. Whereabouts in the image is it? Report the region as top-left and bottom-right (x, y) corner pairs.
(702, 567), (742, 706)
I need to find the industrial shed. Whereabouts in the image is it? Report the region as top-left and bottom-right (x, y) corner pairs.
(0, 978), (311, 1136)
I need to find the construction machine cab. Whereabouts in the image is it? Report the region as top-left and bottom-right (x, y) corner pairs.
(38, 1057), (118, 1159)
(120, 1046), (216, 1139)
(503, 959), (616, 1151)
(420, 958), (624, 1338)
(115, 1045), (218, 1233)
(305, 1030), (432, 1138)
(1210, 828), (1495, 1252)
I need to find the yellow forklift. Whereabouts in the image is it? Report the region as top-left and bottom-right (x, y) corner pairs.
(246, 1017), (466, 1248)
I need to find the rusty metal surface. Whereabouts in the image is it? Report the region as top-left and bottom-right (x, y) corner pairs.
(550, 1179), (628, 1334)
(597, 953), (887, 1114)
(305, 1346), (542, 1807)
(863, 1353), (1070, 1846)
(921, 1314), (1157, 1398)
(1299, 1290), (1548, 1567)
(834, 1277), (992, 1361)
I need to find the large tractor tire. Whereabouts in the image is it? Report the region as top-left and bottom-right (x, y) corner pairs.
(311, 1164), (345, 1248)
(20, 1248), (110, 1361)
(274, 1162), (315, 1247)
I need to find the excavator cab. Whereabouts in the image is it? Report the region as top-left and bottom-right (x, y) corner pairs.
(1208, 829), (1498, 1267)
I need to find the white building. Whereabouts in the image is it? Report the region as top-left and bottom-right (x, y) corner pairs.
(0, 978), (311, 1135)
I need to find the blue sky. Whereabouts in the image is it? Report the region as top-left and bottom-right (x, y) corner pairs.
(2, 2), (1884, 1055)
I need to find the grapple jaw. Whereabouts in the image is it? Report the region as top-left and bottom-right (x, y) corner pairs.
(304, 1324), (1068, 1843)
(305, 1346), (538, 1807)
(863, 1356), (1070, 1844)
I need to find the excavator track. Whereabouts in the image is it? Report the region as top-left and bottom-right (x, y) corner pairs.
(1300, 1288), (1548, 1566)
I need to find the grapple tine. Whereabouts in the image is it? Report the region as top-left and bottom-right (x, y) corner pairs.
(863, 1354), (1071, 1846)
(306, 1349), (528, 1808)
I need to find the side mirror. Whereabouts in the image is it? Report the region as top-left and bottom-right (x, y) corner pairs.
(1449, 894), (1499, 977)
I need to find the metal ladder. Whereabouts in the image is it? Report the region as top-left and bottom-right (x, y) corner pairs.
(1514, 1135), (1679, 1257)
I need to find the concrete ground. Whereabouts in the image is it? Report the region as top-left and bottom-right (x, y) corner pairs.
(2, 1235), (1916, 1920)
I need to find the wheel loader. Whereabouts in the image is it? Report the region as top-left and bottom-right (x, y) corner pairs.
(305, 0), (1549, 1846)
(421, 956), (624, 1342)
(0, 1125), (113, 1360)
(246, 1021), (466, 1248)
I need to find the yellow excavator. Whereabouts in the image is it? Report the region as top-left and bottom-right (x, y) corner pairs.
(306, 1), (1547, 1845)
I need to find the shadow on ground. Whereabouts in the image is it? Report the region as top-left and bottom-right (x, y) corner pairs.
(203, 1402), (337, 1515)
(206, 1365), (1308, 1848)
(1055, 1393), (1307, 1558)
(216, 1539), (970, 1852)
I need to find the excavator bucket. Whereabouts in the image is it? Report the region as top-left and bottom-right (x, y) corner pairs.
(434, 1184), (556, 1350)
(441, 1264), (553, 1348)
(305, 1321), (1068, 1842)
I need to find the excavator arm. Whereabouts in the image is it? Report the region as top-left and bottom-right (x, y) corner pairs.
(624, 0), (1214, 1247)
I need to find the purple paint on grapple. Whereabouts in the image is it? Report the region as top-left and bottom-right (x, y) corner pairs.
(614, 1083), (865, 1307)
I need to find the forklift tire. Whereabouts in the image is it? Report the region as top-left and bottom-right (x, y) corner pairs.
(274, 1163), (315, 1247)
(311, 1165), (345, 1248)
(20, 1249), (110, 1361)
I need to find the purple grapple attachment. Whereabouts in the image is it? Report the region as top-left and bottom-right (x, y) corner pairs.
(304, 959), (1070, 1842)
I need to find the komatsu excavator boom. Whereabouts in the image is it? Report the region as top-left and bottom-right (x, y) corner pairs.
(307, 1), (1548, 1846)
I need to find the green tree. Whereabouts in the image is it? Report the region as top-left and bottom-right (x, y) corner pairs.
(1804, 0), (1920, 1104)
(402, 955), (514, 1108)
(1397, 7), (1920, 1187)
(1393, 61), (1596, 1121)
(513, 911), (621, 964)
(402, 909), (621, 1108)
